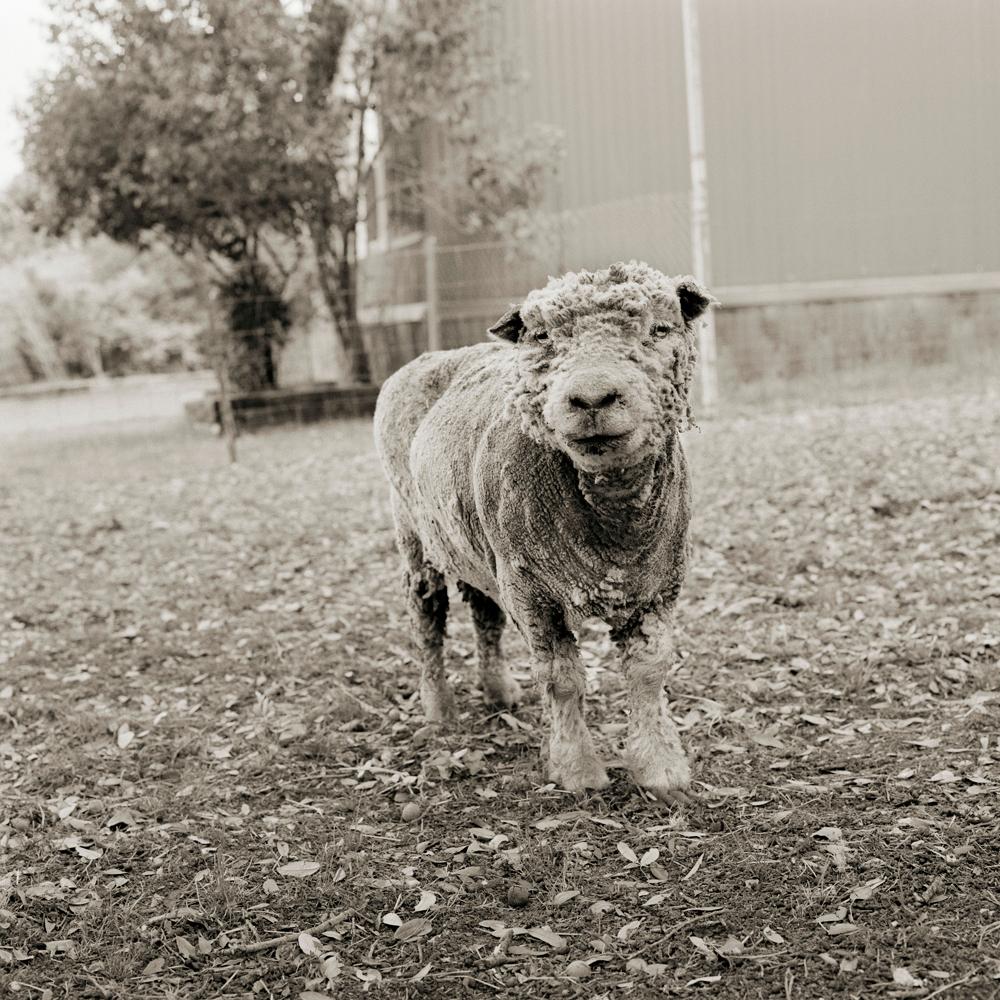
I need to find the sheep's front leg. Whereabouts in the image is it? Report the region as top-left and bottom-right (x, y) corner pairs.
(614, 605), (691, 802)
(527, 616), (607, 793)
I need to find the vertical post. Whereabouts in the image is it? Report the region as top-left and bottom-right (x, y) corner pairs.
(207, 288), (238, 463)
(424, 234), (441, 353)
(681, 0), (719, 414)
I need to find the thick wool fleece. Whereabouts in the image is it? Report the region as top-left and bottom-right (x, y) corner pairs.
(374, 261), (715, 798)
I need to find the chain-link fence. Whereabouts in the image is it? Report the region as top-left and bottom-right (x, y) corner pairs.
(5, 194), (998, 441)
(356, 194), (1000, 414)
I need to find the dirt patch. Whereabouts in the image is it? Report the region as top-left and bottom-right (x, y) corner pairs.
(1, 392), (999, 998)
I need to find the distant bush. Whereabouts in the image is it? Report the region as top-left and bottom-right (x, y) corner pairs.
(0, 222), (205, 383)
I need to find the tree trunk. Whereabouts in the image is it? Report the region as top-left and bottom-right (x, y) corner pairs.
(309, 222), (372, 384)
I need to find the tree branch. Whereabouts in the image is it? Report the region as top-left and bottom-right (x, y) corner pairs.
(232, 910), (354, 954)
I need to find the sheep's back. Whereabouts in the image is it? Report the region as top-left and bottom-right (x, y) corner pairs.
(375, 343), (515, 590)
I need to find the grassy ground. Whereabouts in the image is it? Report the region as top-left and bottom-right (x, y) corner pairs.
(2, 387), (999, 999)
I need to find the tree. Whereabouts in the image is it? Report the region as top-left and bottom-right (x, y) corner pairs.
(23, 0), (559, 386)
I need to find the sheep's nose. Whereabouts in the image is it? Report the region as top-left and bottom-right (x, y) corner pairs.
(567, 380), (622, 411)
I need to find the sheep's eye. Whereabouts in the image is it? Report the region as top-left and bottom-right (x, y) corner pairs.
(651, 324), (671, 337)
(535, 331), (550, 344)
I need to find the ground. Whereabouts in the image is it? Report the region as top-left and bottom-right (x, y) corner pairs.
(1, 387), (999, 999)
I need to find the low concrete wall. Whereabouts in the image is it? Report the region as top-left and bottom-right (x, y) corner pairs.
(721, 287), (998, 375)
(363, 279), (1000, 407)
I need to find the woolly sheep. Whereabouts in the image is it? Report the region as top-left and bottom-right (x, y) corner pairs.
(374, 261), (715, 801)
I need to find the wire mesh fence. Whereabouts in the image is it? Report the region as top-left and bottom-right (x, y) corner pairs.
(356, 194), (1000, 414)
(4, 192), (999, 443)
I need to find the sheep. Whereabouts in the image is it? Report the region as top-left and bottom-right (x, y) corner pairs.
(373, 261), (715, 802)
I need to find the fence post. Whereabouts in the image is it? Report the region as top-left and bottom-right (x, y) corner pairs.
(681, 0), (719, 415)
(424, 234), (441, 353)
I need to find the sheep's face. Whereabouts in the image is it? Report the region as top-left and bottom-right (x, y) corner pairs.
(491, 262), (715, 473)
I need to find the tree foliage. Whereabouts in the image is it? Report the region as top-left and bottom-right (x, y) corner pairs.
(23, 0), (560, 387)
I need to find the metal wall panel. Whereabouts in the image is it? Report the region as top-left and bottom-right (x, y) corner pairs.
(496, 0), (1000, 285)
(699, 0), (1000, 284)
(497, 0), (693, 273)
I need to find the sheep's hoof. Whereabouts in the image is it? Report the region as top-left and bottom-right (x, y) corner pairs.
(630, 753), (693, 805)
(547, 752), (610, 793)
(644, 785), (697, 807)
(420, 683), (457, 725)
(482, 671), (523, 709)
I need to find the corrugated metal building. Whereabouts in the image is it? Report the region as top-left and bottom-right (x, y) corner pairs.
(358, 0), (1000, 398)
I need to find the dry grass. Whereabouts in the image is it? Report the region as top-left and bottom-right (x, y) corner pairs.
(1, 386), (999, 999)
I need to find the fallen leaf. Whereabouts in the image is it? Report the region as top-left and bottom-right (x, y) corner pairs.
(414, 890), (436, 912)
(849, 877), (885, 902)
(175, 936), (197, 958)
(553, 890), (579, 906)
(564, 960), (591, 978)
(639, 848), (660, 867)
(534, 817), (564, 830)
(588, 816), (623, 829)
(763, 926), (784, 944)
(527, 925), (567, 949)
(682, 853), (705, 880)
(716, 936), (744, 957)
(617, 919), (642, 942)
(394, 918), (432, 942)
(409, 962), (431, 982)
(478, 920), (508, 937)
(814, 826), (843, 841)
(617, 842), (639, 864)
(824, 923), (858, 936)
(44, 940), (75, 957)
(930, 770), (959, 783)
(814, 827), (849, 870)
(298, 932), (322, 955)
(321, 954), (341, 982)
(105, 809), (137, 829)
(893, 967), (924, 988)
(142, 957), (165, 976)
(277, 861), (320, 878)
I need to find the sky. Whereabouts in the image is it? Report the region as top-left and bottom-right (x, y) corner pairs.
(0, 1), (55, 188)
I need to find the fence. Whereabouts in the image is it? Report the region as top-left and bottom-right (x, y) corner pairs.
(356, 198), (1000, 412)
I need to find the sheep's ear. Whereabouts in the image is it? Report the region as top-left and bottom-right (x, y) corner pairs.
(674, 276), (717, 324)
(488, 305), (526, 343)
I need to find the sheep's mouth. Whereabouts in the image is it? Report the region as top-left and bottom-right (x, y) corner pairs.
(571, 431), (633, 452)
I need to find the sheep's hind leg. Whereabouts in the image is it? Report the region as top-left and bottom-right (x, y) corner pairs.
(406, 563), (454, 723)
(614, 606), (692, 804)
(458, 582), (522, 709)
(396, 522), (454, 723)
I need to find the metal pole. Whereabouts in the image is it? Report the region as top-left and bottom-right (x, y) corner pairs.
(681, 0), (718, 414)
(424, 234), (441, 352)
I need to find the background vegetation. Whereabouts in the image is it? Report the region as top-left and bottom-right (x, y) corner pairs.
(16, 0), (558, 391)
